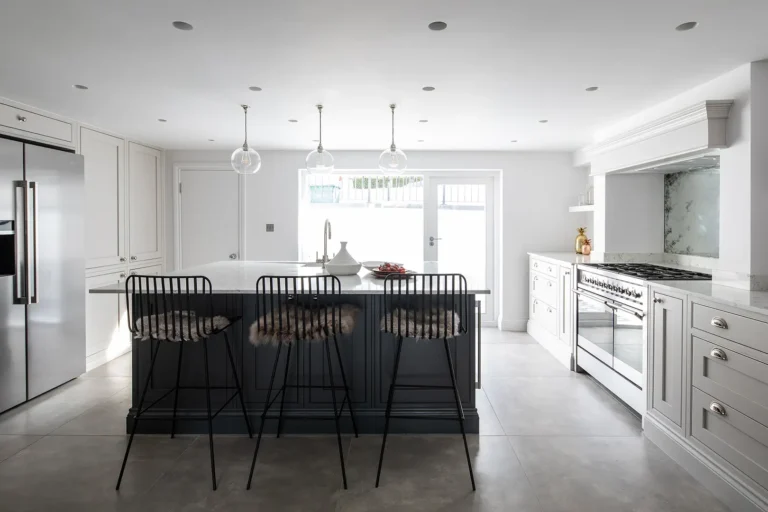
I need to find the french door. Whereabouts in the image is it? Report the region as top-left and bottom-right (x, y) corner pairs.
(423, 176), (495, 324)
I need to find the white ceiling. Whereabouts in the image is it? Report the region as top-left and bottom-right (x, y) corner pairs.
(1, 0), (767, 151)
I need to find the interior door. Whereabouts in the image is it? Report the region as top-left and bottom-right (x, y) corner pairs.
(424, 176), (495, 323)
(179, 169), (240, 268)
(25, 144), (85, 398)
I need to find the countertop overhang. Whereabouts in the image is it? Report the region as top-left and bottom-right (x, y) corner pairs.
(90, 261), (492, 295)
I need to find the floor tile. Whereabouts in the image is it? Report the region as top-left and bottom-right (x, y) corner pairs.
(0, 434), (194, 511)
(509, 436), (730, 512)
(482, 343), (570, 378)
(135, 435), (349, 512)
(483, 376), (641, 436)
(475, 389), (505, 436)
(0, 434), (42, 462)
(481, 329), (537, 345)
(336, 435), (542, 512)
(52, 394), (131, 435)
(82, 353), (133, 379)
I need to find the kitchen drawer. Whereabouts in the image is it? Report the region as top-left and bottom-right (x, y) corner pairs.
(532, 298), (558, 336)
(692, 336), (768, 427)
(530, 258), (558, 279)
(531, 271), (557, 306)
(692, 302), (768, 354)
(691, 387), (768, 490)
(0, 102), (72, 143)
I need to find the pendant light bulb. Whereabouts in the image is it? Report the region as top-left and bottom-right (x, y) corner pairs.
(231, 105), (262, 174)
(306, 104), (335, 173)
(378, 104), (407, 175)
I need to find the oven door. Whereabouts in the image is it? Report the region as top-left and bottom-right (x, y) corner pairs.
(608, 301), (645, 387)
(576, 290), (614, 368)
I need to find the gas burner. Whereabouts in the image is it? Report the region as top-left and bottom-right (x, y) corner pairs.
(584, 263), (711, 281)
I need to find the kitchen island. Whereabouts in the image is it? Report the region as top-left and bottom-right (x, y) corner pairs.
(90, 261), (489, 434)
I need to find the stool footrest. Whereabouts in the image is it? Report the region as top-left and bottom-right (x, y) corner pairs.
(393, 384), (454, 390)
(387, 414), (465, 421)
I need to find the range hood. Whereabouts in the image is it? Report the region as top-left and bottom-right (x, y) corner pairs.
(577, 100), (733, 175)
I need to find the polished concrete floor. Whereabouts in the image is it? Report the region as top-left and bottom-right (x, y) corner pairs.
(0, 330), (731, 511)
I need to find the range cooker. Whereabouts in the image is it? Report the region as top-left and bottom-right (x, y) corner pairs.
(575, 263), (711, 412)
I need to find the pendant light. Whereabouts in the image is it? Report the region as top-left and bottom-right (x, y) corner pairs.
(306, 104), (334, 173)
(378, 104), (407, 174)
(231, 104), (261, 174)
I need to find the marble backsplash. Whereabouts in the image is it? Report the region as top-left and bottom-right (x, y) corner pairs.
(664, 168), (720, 258)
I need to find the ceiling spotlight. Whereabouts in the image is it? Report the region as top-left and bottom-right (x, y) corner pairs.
(288, 119), (298, 123)
(158, 118), (167, 122)
(418, 140), (425, 142)
(72, 84), (88, 90)
(675, 21), (698, 31)
(510, 140), (518, 143)
(172, 21), (194, 31)
(208, 139), (215, 142)
(249, 86), (262, 91)
(422, 86), (435, 92)
(585, 86), (599, 92)
(539, 120), (549, 123)
(428, 21), (447, 31)
(419, 119), (428, 123)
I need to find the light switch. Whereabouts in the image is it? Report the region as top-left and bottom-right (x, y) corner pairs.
(266, 223), (274, 232)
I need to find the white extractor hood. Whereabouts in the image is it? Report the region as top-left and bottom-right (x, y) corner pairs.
(577, 100), (733, 176)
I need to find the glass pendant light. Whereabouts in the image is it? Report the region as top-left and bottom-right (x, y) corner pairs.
(231, 104), (262, 174)
(378, 104), (407, 174)
(306, 104), (334, 173)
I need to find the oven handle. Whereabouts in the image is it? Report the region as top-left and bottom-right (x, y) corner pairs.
(574, 289), (608, 304)
(605, 300), (645, 320)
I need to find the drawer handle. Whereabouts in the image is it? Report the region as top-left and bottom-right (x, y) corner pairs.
(533, 275), (538, 281)
(709, 402), (727, 416)
(17, 115), (27, 122)
(711, 317), (728, 329)
(710, 348), (727, 361)
(533, 262), (538, 268)
(547, 307), (552, 313)
(547, 266), (552, 272)
(547, 281), (553, 287)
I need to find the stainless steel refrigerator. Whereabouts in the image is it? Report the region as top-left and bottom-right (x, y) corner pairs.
(0, 137), (84, 413)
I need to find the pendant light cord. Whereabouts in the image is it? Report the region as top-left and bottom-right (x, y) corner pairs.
(390, 104), (396, 151)
(242, 105), (249, 150)
(317, 105), (323, 151)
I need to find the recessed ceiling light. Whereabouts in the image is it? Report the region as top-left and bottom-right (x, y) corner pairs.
(539, 119), (548, 123)
(312, 139), (319, 142)
(158, 118), (167, 123)
(208, 139), (215, 142)
(172, 21), (194, 31)
(419, 119), (428, 123)
(249, 86), (262, 91)
(418, 140), (425, 142)
(72, 84), (88, 90)
(422, 86), (435, 92)
(428, 21), (447, 31)
(585, 86), (599, 92)
(288, 119), (298, 123)
(675, 21), (698, 31)
(510, 140), (518, 143)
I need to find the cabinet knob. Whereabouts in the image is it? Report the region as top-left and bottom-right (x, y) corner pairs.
(711, 316), (728, 329)
(653, 298), (662, 304)
(130, 271), (136, 276)
(533, 262), (538, 268)
(229, 253), (237, 260)
(17, 115), (27, 122)
(547, 266), (552, 272)
(130, 256), (137, 261)
(710, 348), (727, 361)
(547, 281), (553, 287)
(709, 402), (727, 416)
(120, 257), (126, 262)
(119, 273), (126, 279)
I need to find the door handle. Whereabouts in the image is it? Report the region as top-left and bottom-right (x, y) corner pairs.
(12, 181), (27, 304)
(29, 182), (39, 304)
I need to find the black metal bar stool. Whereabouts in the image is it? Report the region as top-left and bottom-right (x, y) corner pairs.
(246, 275), (359, 490)
(375, 273), (476, 490)
(116, 275), (252, 491)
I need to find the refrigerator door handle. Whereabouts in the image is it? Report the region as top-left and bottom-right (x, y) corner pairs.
(12, 180), (28, 304)
(29, 181), (39, 304)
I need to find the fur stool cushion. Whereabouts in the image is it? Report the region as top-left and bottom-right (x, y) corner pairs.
(134, 311), (231, 342)
(380, 308), (462, 339)
(250, 304), (360, 345)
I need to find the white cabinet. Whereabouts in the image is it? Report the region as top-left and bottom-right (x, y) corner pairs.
(128, 142), (163, 263)
(85, 270), (129, 371)
(0, 101), (73, 146)
(81, 127), (126, 268)
(129, 262), (163, 277)
(558, 265), (573, 345)
(527, 255), (573, 369)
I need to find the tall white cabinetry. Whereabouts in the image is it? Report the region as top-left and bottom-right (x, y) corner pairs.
(81, 127), (164, 370)
(527, 255), (574, 370)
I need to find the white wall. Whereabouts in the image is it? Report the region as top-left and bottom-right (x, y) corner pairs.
(165, 149), (588, 330)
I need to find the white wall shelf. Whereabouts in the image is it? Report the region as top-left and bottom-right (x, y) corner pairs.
(569, 205), (595, 213)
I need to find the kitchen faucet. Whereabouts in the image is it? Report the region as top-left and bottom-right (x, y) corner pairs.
(320, 219), (332, 268)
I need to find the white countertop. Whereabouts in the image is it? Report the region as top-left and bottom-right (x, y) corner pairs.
(90, 261), (491, 295)
(528, 252), (606, 265)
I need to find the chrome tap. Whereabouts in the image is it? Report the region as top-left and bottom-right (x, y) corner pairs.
(321, 219), (332, 268)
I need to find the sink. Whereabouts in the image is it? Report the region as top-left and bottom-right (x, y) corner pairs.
(301, 262), (324, 268)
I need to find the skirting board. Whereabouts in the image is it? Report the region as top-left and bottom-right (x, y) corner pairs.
(527, 320), (572, 370)
(85, 347), (131, 373)
(644, 414), (767, 512)
(500, 319), (527, 331)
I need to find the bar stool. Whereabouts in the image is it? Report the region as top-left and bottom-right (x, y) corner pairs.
(116, 275), (252, 491)
(246, 275), (359, 490)
(376, 273), (476, 490)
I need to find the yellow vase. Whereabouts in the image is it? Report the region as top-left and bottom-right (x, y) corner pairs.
(575, 227), (587, 254)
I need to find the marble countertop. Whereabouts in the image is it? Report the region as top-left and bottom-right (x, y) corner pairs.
(648, 280), (768, 317)
(528, 252), (605, 265)
(90, 261), (491, 295)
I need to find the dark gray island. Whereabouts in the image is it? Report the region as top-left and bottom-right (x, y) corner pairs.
(90, 261), (488, 434)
